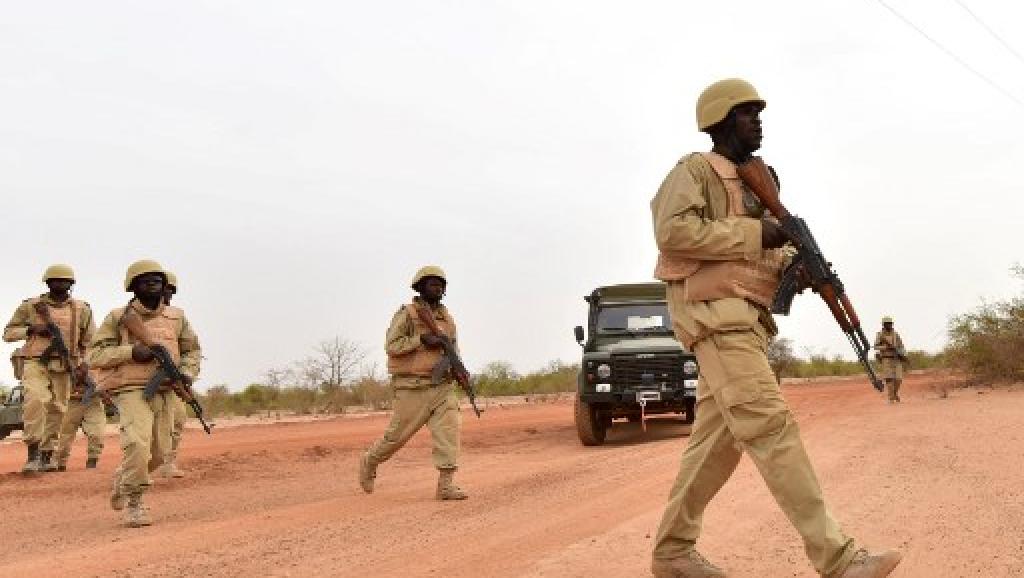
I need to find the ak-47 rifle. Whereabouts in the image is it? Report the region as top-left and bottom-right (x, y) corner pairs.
(736, 157), (884, 392)
(121, 305), (212, 434)
(413, 305), (482, 418)
(78, 362), (118, 414)
(32, 302), (71, 369)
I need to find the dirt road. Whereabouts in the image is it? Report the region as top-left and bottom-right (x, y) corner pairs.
(2, 372), (1022, 577)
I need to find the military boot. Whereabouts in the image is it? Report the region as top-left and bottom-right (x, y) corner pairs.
(358, 452), (377, 494)
(651, 551), (727, 578)
(86, 457), (99, 469)
(835, 549), (901, 578)
(110, 476), (127, 511)
(39, 450), (58, 472)
(436, 468), (468, 501)
(124, 492), (153, 528)
(22, 443), (42, 474)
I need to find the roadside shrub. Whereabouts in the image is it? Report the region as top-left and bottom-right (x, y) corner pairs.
(946, 269), (1024, 383)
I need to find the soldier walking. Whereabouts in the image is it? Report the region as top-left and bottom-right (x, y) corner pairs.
(88, 260), (201, 527)
(3, 264), (95, 474)
(158, 270), (187, 478)
(647, 79), (900, 578)
(53, 373), (107, 471)
(873, 316), (906, 404)
(359, 266), (468, 501)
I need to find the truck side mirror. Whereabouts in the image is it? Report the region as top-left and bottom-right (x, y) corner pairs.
(574, 325), (585, 345)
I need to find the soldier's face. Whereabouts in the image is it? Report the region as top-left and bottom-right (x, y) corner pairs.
(45, 279), (73, 295)
(732, 102), (764, 152)
(134, 273), (166, 300)
(419, 277), (446, 302)
(883, 322), (893, 331)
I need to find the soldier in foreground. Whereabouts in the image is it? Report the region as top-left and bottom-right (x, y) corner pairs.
(359, 266), (468, 500)
(873, 316), (906, 404)
(88, 260), (202, 527)
(3, 264), (95, 473)
(158, 271), (187, 478)
(647, 79), (900, 578)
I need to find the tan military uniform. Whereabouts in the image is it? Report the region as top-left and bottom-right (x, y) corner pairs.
(167, 396), (187, 463)
(365, 298), (461, 470)
(87, 300), (200, 497)
(650, 152), (858, 577)
(55, 383), (107, 468)
(3, 295), (95, 451)
(873, 330), (905, 402)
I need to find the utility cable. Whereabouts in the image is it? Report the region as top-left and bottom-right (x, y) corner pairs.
(874, 0), (1024, 108)
(953, 0), (1024, 68)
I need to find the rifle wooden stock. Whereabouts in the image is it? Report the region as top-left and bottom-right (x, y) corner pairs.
(120, 306), (159, 349)
(735, 157), (790, 220)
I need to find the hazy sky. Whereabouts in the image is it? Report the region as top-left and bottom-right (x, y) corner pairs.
(2, 1), (1022, 390)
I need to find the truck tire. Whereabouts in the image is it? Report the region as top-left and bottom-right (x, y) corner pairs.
(0, 426), (10, 440)
(574, 397), (607, 446)
(682, 398), (696, 425)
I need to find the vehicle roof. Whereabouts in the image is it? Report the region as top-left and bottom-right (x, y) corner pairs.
(587, 282), (666, 303)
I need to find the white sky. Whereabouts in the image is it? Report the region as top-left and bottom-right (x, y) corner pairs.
(2, 1), (1022, 390)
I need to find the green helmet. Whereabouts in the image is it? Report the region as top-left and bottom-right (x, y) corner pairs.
(882, 316), (894, 324)
(410, 265), (447, 289)
(696, 78), (765, 131)
(124, 259), (166, 291)
(165, 270), (178, 289)
(42, 264), (75, 283)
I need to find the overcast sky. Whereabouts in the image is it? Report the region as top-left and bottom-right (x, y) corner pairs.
(2, 1), (1022, 390)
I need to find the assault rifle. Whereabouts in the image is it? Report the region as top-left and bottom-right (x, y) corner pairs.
(121, 306), (212, 434)
(32, 302), (71, 369)
(413, 305), (482, 418)
(78, 362), (118, 414)
(736, 157), (884, 392)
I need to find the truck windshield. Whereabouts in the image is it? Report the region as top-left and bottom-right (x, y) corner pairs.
(596, 303), (672, 333)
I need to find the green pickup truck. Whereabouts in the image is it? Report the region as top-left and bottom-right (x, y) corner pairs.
(0, 386), (25, 440)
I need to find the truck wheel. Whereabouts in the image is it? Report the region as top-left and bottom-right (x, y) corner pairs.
(574, 397), (607, 446)
(0, 426), (10, 440)
(682, 398), (696, 425)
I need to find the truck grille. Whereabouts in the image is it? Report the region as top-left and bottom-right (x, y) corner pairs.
(610, 354), (687, 388)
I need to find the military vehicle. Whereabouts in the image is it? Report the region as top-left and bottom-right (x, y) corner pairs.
(0, 385), (25, 440)
(573, 282), (699, 445)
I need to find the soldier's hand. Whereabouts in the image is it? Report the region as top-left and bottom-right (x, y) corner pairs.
(131, 344), (155, 362)
(760, 219), (791, 249)
(74, 363), (90, 382)
(420, 334), (445, 348)
(27, 323), (52, 337)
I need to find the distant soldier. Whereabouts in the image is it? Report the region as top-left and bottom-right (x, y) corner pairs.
(3, 264), (95, 474)
(53, 373), (107, 471)
(88, 260), (201, 527)
(359, 266), (468, 501)
(648, 79), (900, 578)
(873, 316), (906, 404)
(158, 270), (187, 478)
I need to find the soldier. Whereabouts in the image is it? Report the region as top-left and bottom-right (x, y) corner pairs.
(88, 260), (201, 527)
(873, 316), (906, 404)
(359, 266), (468, 501)
(53, 375), (107, 471)
(3, 264), (95, 474)
(158, 271), (187, 478)
(647, 79), (900, 578)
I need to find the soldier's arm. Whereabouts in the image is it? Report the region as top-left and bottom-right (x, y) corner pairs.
(3, 302), (32, 343)
(86, 311), (134, 369)
(178, 315), (202, 380)
(385, 308), (420, 357)
(79, 304), (97, 357)
(651, 157), (762, 262)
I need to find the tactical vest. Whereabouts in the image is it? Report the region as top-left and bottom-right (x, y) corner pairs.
(104, 303), (184, 391)
(654, 152), (785, 308)
(19, 297), (86, 368)
(386, 303), (457, 378)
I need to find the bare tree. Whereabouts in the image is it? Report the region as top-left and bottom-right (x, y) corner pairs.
(313, 337), (366, 390)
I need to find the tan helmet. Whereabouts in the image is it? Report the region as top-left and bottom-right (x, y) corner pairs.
(124, 259), (166, 291)
(410, 265), (447, 289)
(882, 315), (894, 324)
(696, 78), (765, 131)
(165, 270), (178, 289)
(42, 264), (75, 283)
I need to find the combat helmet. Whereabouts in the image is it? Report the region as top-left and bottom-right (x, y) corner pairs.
(42, 264), (75, 283)
(696, 78), (765, 131)
(410, 266), (447, 290)
(882, 315), (894, 324)
(124, 259), (166, 291)
(165, 271), (178, 289)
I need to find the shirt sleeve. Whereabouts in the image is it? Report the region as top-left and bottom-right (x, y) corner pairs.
(86, 310), (134, 369)
(3, 302), (32, 343)
(178, 314), (202, 380)
(651, 158), (762, 262)
(78, 304), (96, 357)
(385, 308), (421, 357)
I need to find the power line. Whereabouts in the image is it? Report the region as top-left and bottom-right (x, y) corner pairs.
(874, 0), (1024, 108)
(953, 0), (1024, 68)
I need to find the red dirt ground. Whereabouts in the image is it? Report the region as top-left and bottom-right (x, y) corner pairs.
(1, 372), (1022, 577)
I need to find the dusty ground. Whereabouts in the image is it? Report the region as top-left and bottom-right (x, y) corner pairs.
(1, 372), (1022, 578)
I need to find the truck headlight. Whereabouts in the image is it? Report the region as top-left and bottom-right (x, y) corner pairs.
(683, 360), (698, 375)
(596, 363), (611, 380)
(595, 383), (611, 393)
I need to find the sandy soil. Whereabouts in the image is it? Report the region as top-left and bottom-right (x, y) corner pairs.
(1, 372), (1022, 578)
